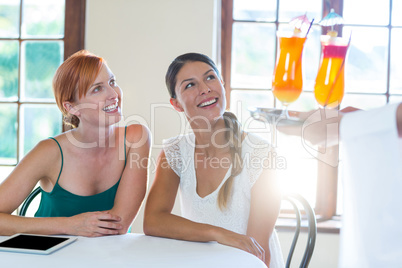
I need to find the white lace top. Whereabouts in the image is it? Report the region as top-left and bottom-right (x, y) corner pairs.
(163, 132), (284, 268)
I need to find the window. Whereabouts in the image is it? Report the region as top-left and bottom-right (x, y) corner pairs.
(0, 0), (86, 182)
(221, 0), (402, 219)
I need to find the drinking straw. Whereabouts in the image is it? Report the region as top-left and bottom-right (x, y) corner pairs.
(305, 19), (314, 37)
(323, 33), (352, 108)
(292, 19), (315, 90)
(295, 19), (314, 66)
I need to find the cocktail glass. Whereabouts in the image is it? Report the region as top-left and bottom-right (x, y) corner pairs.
(272, 32), (307, 118)
(314, 35), (350, 108)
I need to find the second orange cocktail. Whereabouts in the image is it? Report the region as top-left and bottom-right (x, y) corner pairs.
(314, 35), (349, 108)
(272, 33), (306, 106)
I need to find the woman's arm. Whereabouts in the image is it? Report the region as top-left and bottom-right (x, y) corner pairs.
(143, 150), (216, 240)
(0, 139), (121, 236)
(108, 124), (151, 233)
(143, 150), (265, 260)
(0, 139), (64, 235)
(247, 164), (281, 267)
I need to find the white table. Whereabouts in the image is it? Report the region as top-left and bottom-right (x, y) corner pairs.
(0, 233), (266, 268)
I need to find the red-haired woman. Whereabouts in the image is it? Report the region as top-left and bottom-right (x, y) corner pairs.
(0, 50), (150, 237)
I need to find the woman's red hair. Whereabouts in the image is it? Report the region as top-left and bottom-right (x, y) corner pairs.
(53, 50), (104, 128)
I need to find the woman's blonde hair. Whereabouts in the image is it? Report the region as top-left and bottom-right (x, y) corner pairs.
(53, 50), (104, 128)
(218, 111), (243, 210)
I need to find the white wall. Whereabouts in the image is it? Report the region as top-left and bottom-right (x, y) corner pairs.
(85, 1), (339, 267)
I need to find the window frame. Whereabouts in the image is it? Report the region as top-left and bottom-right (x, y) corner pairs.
(0, 0), (86, 169)
(220, 0), (396, 220)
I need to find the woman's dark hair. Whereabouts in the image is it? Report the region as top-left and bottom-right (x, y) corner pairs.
(165, 53), (221, 99)
(165, 52), (243, 210)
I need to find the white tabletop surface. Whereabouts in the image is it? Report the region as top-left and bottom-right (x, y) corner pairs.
(0, 233), (266, 268)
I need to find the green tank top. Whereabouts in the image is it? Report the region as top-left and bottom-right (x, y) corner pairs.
(35, 127), (127, 217)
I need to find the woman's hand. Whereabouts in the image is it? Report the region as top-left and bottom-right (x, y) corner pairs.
(67, 211), (122, 237)
(215, 229), (265, 262)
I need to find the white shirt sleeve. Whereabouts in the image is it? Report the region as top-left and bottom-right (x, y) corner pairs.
(163, 136), (184, 177)
(338, 103), (402, 268)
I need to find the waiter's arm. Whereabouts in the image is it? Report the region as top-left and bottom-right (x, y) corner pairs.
(397, 103), (402, 138)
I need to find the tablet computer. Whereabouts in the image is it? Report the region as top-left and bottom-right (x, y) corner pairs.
(0, 233), (77, 255)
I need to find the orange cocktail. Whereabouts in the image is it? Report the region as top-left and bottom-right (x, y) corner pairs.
(272, 33), (306, 106)
(314, 36), (349, 108)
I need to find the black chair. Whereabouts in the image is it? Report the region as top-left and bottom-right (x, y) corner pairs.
(19, 187), (41, 216)
(282, 193), (317, 268)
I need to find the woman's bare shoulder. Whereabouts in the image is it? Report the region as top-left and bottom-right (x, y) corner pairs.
(12, 137), (62, 183)
(27, 137), (62, 159)
(124, 124), (151, 147)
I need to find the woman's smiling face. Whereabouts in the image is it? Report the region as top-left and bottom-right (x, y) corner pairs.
(70, 64), (123, 127)
(171, 61), (226, 123)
